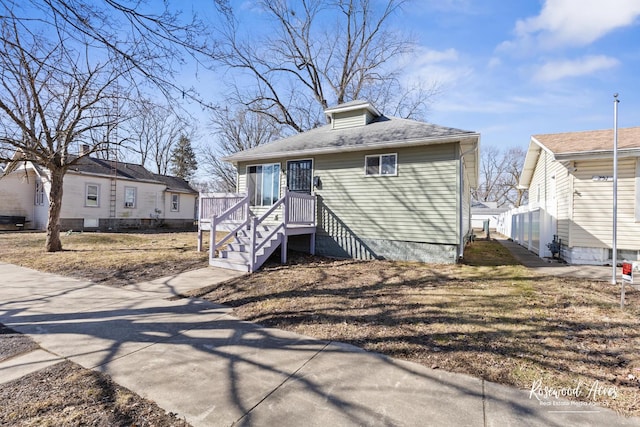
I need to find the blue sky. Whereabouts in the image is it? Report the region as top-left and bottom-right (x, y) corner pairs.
(184, 0), (640, 152)
(389, 0), (640, 150)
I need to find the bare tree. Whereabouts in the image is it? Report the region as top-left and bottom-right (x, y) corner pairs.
(501, 147), (528, 207)
(215, 0), (433, 133)
(122, 99), (190, 174)
(0, 17), (126, 251)
(473, 146), (527, 208)
(1, 0), (217, 105)
(473, 145), (504, 203)
(202, 106), (282, 192)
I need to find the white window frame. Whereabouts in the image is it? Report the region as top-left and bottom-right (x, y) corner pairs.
(364, 153), (397, 177)
(124, 186), (136, 208)
(34, 180), (45, 206)
(85, 183), (100, 207)
(246, 163), (281, 206)
(171, 193), (180, 212)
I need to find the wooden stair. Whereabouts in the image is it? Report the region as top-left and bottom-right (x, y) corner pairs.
(200, 190), (316, 273)
(210, 224), (284, 272)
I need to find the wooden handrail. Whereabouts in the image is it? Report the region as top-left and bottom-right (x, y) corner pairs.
(210, 195), (250, 256)
(205, 189), (317, 272)
(215, 194), (249, 223)
(256, 192), (286, 223)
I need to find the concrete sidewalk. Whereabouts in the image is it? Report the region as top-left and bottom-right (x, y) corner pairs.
(1, 262), (638, 427)
(495, 236), (616, 282)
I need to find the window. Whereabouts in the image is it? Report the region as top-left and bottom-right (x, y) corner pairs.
(34, 180), (45, 206)
(124, 187), (136, 208)
(85, 184), (99, 207)
(247, 163), (280, 206)
(365, 154), (397, 176)
(171, 193), (180, 211)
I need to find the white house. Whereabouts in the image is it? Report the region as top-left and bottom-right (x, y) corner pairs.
(471, 201), (509, 230)
(0, 156), (197, 231)
(498, 126), (640, 265)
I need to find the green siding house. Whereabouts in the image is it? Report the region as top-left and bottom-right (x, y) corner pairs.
(199, 100), (480, 271)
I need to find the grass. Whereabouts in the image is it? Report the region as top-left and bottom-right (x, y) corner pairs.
(187, 244), (640, 416)
(2, 231), (639, 416)
(0, 360), (189, 426)
(0, 231), (209, 287)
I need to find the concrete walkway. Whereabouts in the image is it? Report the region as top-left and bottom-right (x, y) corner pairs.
(495, 236), (617, 282)
(1, 262), (639, 427)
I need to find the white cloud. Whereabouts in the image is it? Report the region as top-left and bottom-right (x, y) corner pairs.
(514, 0), (640, 49)
(399, 47), (470, 87)
(407, 47), (459, 65)
(534, 55), (619, 81)
(487, 57), (501, 68)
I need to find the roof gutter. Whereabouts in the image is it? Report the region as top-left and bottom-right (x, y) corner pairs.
(554, 148), (640, 162)
(459, 142), (479, 260)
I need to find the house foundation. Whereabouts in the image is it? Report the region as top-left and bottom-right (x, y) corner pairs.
(315, 235), (458, 264)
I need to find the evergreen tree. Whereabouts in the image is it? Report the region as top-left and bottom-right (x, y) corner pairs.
(170, 135), (198, 180)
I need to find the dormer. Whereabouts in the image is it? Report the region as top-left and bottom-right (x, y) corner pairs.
(324, 100), (381, 130)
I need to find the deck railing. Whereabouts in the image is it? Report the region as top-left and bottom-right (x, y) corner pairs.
(199, 193), (247, 224)
(286, 191), (316, 225)
(197, 193), (249, 252)
(198, 190), (317, 270)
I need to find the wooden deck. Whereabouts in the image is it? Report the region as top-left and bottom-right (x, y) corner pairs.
(197, 191), (317, 272)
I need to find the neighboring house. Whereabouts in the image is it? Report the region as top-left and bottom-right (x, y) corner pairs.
(471, 201), (509, 230)
(199, 100), (480, 271)
(0, 155), (197, 231)
(498, 126), (640, 264)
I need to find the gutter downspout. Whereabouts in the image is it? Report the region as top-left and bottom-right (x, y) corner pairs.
(459, 142), (478, 260)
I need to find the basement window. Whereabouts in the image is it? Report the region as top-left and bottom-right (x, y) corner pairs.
(365, 154), (397, 176)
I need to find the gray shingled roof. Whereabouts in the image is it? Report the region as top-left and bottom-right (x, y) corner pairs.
(69, 156), (196, 194)
(224, 115), (479, 163)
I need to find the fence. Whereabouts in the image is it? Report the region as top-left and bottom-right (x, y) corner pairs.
(497, 201), (556, 259)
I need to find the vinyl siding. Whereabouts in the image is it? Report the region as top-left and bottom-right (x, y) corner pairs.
(555, 163), (572, 244)
(315, 144), (458, 244)
(61, 173), (195, 221)
(236, 144), (460, 244)
(0, 169), (36, 218)
(524, 150), (572, 254)
(528, 151), (573, 241)
(332, 110), (366, 129)
(570, 158), (639, 250)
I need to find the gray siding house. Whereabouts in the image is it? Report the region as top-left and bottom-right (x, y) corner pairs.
(199, 100), (480, 271)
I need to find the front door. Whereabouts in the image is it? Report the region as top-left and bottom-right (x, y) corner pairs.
(287, 160), (313, 194)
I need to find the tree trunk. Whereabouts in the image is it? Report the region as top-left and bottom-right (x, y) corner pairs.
(45, 167), (65, 252)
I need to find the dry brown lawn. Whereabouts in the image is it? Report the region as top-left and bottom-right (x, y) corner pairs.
(1, 231), (639, 417)
(0, 231), (209, 287)
(187, 241), (640, 417)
